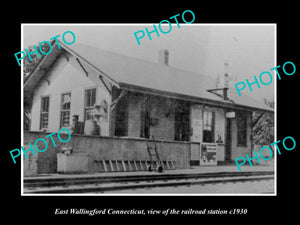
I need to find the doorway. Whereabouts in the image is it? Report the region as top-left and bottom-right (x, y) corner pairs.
(175, 101), (190, 141)
(225, 118), (232, 161)
(140, 96), (150, 139)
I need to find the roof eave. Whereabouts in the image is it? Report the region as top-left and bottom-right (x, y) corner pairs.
(24, 40), (120, 97)
(119, 82), (274, 114)
(56, 40), (120, 88)
(24, 40), (62, 94)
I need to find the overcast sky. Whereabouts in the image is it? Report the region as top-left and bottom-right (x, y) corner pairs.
(22, 24), (275, 103)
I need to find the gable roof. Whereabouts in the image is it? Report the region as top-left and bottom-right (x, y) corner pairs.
(25, 41), (274, 113)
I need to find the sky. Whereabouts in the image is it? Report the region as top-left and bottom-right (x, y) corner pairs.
(22, 24), (275, 103)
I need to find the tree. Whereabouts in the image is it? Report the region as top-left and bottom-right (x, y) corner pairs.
(252, 98), (274, 145)
(23, 42), (50, 81)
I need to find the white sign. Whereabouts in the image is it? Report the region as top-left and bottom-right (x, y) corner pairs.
(226, 112), (235, 118)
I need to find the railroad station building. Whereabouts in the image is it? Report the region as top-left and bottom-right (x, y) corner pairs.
(23, 40), (273, 176)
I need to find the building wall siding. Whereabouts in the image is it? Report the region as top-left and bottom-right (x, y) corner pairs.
(127, 92), (143, 137)
(30, 53), (111, 135)
(127, 93), (175, 141)
(148, 96), (175, 141)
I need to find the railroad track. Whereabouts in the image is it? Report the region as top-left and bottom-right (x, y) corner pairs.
(24, 171), (274, 194)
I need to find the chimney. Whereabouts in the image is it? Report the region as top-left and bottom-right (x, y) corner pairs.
(159, 49), (169, 66)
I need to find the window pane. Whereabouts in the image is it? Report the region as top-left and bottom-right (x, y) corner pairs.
(86, 90), (91, 107)
(60, 93), (71, 127)
(41, 114), (48, 128)
(41, 97), (49, 112)
(40, 97), (49, 129)
(203, 110), (215, 143)
(61, 111), (70, 127)
(84, 89), (96, 121)
(42, 98), (46, 112)
(85, 89), (96, 107)
(62, 93), (71, 110)
(91, 89), (96, 106)
(85, 109), (94, 120)
(203, 111), (213, 131)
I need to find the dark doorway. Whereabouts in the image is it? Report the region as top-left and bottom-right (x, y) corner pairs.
(114, 97), (128, 136)
(225, 118), (232, 161)
(140, 97), (150, 139)
(175, 101), (190, 141)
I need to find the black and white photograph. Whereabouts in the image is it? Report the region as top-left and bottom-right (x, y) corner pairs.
(3, 5), (298, 221)
(21, 24), (275, 195)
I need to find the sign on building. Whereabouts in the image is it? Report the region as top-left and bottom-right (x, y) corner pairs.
(200, 143), (217, 165)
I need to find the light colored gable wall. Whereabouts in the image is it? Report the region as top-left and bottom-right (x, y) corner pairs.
(30, 52), (111, 135)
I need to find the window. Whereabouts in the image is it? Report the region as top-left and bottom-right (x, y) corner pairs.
(175, 101), (190, 141)
(203, 110), (215, 143)
(237, 112), (247, 147)
(84, 88), (96, 121)
(60, 93), (71, 128)
(40, 96), (50, 129)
